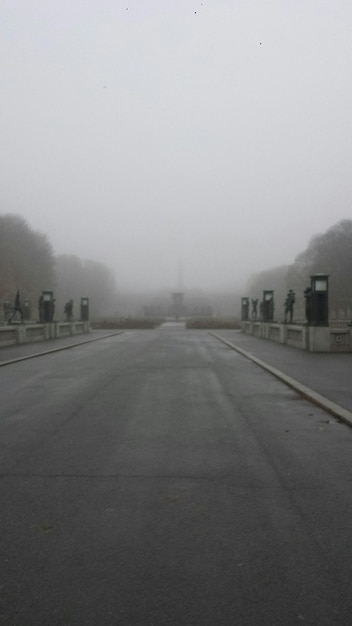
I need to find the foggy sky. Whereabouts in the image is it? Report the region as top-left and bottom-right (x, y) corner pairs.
(1, 0), (352, 291)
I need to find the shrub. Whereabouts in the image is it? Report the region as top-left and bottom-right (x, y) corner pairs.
(91, 317), (164, 329)
(186, 318), (240, 329)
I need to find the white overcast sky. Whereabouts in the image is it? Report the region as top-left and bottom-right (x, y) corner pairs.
(1, 0), (352, 291)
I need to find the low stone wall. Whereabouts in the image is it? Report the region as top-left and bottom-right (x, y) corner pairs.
(241, 321), (352, 352)
(286, 325), (307, 350)
(0, 322), (90, 348)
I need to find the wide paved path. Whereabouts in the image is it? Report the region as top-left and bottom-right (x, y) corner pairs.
(214, 329), (352, 414)
(1, 326), (352, 625)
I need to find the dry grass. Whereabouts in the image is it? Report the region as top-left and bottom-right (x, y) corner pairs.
(92, 317), (164, 329)
(186, 318), (240, 329)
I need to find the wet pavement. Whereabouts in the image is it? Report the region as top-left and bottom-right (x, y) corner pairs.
(2, 327), (352, 624)
(213, 329), (352, 414)
(2, 326), (351, 414)
(0, 329), (123, 364)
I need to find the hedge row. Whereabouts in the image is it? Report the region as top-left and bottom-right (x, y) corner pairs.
(186, 318), (240, 329)
(92, 318), (164, 329)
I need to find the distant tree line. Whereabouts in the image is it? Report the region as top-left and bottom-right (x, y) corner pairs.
(0, 213), (117, 320)
(247, 219), (352, 320)
(55, 254), (117, 319)
(2, 213), (352, 322)
(0, 214), (55, 305)
(246, 265), (289, 320)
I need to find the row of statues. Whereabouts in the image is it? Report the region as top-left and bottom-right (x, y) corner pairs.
(4, 292), (85, 324)
(242, 290), (296, 323)
(243, 281), (329, 325)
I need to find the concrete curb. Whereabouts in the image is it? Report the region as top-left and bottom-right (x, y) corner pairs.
(0, 331), (124, 367)
(210, 331), (352, 427)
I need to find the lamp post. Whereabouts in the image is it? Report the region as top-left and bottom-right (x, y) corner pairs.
(41, 291), (55, 322)
(23, 300), (31, 322)
(310, 274), (329, 325)
(241, 297), (250, 321)
(80, 298), (89, 321)
(262, 290), (274, 322)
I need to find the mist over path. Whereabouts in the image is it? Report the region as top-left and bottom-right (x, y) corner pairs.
(1, 328), (352, 625)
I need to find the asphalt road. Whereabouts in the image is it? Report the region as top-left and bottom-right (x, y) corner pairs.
(1, 326), (352, 625)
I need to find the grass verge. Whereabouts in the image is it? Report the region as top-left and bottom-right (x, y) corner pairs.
(186, 318), (240, 329)
(91, 318), (164, 329)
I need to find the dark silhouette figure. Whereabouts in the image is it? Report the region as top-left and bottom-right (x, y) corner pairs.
(38, 295), (44, 322)
(49, 299), (55, 322)
(9, 290), (23, 324)
(284, 290), (295, 323)
(304, 287), (312, 323)
(251, 298), (258, 320)
(64, 299), (74, 321)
